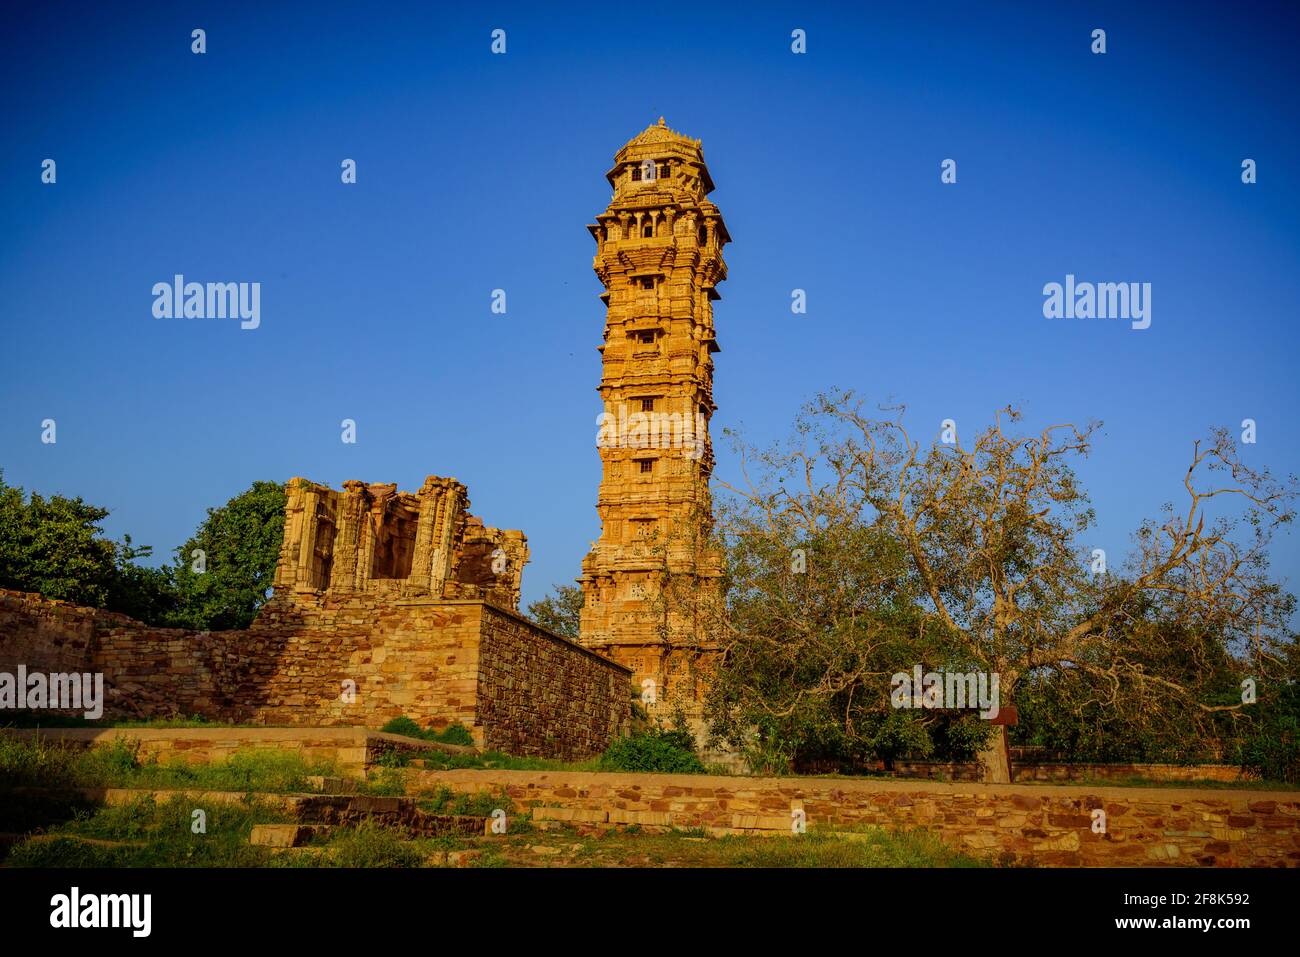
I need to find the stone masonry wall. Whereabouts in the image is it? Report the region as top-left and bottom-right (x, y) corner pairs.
(409, 768), (1300, 867)
(0, 589), (629, 759)
(475, 603), (631, 760)
(233, 593), (481, 730)
(886, 760), (1247, 784)
(1, 727), (441, 778)
(0, 589), (248, 720)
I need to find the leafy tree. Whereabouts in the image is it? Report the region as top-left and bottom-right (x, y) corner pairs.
(168, 481), (287, 630)
(694, 392), (1297, 781)
(105, 536), (179, 624)
(0, 471), (119, 607)
(527, 583), (585, 639)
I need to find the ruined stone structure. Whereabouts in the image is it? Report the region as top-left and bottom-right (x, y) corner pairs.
(276, 475), (528, 610)
(0, 474), (631, 759)
(578, 119), (727, 714)
(417, 769), (1300, 867)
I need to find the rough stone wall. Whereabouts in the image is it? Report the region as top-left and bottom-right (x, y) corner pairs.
(232, 593), (481, 730)
(409, 768), (1300, 867)
(0, 589), (248, 720)
(0, 589), (630, 759)
(1, 727), (435, 778)
(0, 589), (102, 679)
(475, 603), (631, 760)
(865, 760), (1248, 784)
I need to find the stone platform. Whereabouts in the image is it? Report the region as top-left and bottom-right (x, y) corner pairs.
(400, 768), (1300, 867)
(2, 726), (455, 778)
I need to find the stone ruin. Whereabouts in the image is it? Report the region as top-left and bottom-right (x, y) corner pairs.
(276, 475), (529, 610)
(0, 474), (631, 759)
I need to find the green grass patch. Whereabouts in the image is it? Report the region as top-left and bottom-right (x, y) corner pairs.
(379, 746), (599, 772)
(4, 794), (290, 868)
(415, 784), (515, 819)
(379, 717), (475, 746)
(0, 736), (343, 792)
(598, 728), (706, 774)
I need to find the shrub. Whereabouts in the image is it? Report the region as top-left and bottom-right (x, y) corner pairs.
(380, 716), (423, 738)
(599, 728), (705, 774)
(1232, 683), (1300, 784)
(380, 717), (475, 747)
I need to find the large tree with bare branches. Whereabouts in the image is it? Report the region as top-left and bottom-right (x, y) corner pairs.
(697, 390), (1297, 781)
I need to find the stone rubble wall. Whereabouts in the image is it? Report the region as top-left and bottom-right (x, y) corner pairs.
(883, 760), (1248, 784)
(0, 589), (629, 760)
(0, 726), (435, 778)
(475, 603), (631, 760)
(406, 768), (1300, 867)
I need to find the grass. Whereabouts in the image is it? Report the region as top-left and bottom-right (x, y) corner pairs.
(470, 822), (990, 868)
(4, 794), (291, 867)
(1058, 774), (1299, 791)
(380, 746), (601, 772)
(414, 784), (518, 818)
(0, 736), (345, 793)
(3, 713), (245, 729)
(378, 717), (475, 746)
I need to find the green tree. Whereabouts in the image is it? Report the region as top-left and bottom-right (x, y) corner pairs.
(526, 583), (584, 639)
(0, 471), (119, 607)
(695, 392), (1297, 781)
(169, 481), (287, 630)
(105, 536), (179, 624)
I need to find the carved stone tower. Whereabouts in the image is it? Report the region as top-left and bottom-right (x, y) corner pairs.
(578, 119), (728, 716)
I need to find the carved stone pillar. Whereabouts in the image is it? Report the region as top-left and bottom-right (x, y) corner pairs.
(430, 481), (463, 598)
(274, 478), (310, 591)
(330, 480), (367, 592)
(296, 487), (321, 591)
(410, 477), (444, 593)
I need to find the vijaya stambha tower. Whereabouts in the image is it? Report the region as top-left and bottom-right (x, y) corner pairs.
(578, 118), (728, 717)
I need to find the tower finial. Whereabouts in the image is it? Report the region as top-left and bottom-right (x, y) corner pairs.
(657, 116), (665, 127)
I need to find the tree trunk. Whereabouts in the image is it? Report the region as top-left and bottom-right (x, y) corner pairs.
(978, 727), (1011, 783)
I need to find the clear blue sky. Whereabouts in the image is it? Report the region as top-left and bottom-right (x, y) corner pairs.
(2, 1), (1298, 610)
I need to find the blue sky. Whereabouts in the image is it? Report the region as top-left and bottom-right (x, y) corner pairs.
(2, 1), (1298, 610)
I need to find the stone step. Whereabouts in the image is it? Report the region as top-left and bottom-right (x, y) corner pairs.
(249, 824), (333, 848)
(286, 794), (489, 837)
(531, 806), (610, 824)
(305, 775), (360, 794)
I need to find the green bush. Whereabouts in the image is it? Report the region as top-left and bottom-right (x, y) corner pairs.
(1232, 683), (1300, 784)
(380, 717), (475, 747)
(380, 716), (423, 738)
(599, 728), (705, 774)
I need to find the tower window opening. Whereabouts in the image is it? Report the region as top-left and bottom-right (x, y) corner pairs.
(638, 459), (654, 474)
(637, 331), (656, 344)
(631, 165), (642, 182)
(698, 225), (707, 245)
(643, 223), (653, 237)
(639, 276), (655, 290)
(658, 163), (670, 179)
(640, 397), (655, 412)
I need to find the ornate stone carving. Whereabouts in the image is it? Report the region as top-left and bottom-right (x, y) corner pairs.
(276, 474), (527, 610)
(579, 121), (728, 715)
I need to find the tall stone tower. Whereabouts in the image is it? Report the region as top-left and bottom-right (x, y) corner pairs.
(578, 119), (729, 717)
